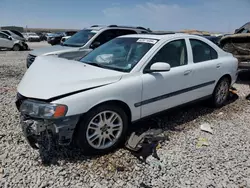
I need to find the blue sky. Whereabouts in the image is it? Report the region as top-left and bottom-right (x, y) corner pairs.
(0, 0), (249, 32)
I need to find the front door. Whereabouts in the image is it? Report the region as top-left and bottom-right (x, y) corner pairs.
(139, 39), (194, 117)
(0, 33), (13, 48)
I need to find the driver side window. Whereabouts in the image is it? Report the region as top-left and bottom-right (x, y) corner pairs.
(146, 39), (187, 69)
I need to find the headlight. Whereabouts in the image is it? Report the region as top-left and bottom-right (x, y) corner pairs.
(50, 37), (55, 40)
(20, 100), (68, 119)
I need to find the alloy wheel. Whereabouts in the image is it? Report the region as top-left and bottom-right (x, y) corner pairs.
(215, 79), (229, 105)
(86, 111), (123, 150)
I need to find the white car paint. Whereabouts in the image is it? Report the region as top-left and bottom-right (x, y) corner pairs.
(23, 32), (40, 41)
(61, 36), (71, 43)
(0, 31), (23, 49)
(17, 33), (238, 122)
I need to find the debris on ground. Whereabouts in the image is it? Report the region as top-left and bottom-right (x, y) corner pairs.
(246, 94), (250, 100)
(140, 182), (152, 188)
(196, 137), (209, 148)
(200, 123), (213, 134)
(228, 86), (239, 101)
(217, 112), (224, 116)
(125, 129), (168, 162)
(229, 87), (237, 94)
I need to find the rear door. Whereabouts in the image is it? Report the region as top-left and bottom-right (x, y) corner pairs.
(186, 38), (220, 98)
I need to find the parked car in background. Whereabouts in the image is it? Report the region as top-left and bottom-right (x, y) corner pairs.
(37, 33), (47, 41)
(1, 30), (26, 41)
(220, 22), (250, 69)
(60, 36), (70, 43)
(1, 30), (28, 50)
(48, 31), (77, 45)
(45, 33), (54, 41)
(26, 25), (151, 68)
(23, 32), (41, 42)
(0, 31), (25, 51)
(16, 33), (238, 159)
(203, 35), (222, 46)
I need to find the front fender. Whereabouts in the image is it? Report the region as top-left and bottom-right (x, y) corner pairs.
(52, 74), (143, 122)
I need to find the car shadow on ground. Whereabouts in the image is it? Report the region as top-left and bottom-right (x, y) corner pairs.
(236, 70), (250, 85)
(45, 94), (238, 166)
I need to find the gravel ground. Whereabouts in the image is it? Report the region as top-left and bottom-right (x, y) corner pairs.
(1, 44), (250, 188)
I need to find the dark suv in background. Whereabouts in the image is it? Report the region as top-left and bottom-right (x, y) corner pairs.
(47, 31), (77, 45)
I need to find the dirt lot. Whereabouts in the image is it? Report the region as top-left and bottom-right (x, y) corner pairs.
(1, 43), (250, 188)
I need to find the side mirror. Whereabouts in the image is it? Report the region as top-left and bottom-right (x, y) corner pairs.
(90, 41), (101, 49)
(146, 62), (171, 73)
(8, 36), (12, 40)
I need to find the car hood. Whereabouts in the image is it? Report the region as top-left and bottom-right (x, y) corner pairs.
(30, 45), (79, 56)
(17, 56), (126, 100)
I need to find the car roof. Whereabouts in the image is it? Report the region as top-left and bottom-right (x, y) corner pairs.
(119, 33), (192, 40)
(83, 25), (150, 32)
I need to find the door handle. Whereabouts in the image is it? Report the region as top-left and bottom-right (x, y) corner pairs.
(184, 70), (192, 75)
(216, 63), (222, 68)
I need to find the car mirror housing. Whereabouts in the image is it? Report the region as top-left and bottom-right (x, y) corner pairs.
(8, 36), (12, 40)
(146, 62), (171, 73)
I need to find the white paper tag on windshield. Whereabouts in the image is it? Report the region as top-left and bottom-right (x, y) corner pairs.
(137, 38), (157, 44)
(91, 30), (98, 33)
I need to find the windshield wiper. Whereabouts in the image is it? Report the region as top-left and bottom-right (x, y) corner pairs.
(83, 62), (104, 68)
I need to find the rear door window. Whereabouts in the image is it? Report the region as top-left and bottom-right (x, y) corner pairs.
(0, 33), (8, 39)
(190, 39), (218, 63)
(2, 31), (11, 35)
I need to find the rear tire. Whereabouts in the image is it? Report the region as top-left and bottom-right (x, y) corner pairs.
(211, 77), (230, 108)
(75, 104), (128, 155)
(12, 44), (21, 51)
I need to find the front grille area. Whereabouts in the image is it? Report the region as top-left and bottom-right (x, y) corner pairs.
(26, 54), (36, 68)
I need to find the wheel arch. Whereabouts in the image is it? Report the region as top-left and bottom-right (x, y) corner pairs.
(218, 74), (232, 85)
(85, 100), (132, 122)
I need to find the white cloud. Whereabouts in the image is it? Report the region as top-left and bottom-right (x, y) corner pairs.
(102, 0), (250, 32)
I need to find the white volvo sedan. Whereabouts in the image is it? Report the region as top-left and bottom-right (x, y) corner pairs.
(16, 33), (238, 158)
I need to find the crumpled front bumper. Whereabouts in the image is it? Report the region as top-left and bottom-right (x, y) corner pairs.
(20, 115), (80, 149)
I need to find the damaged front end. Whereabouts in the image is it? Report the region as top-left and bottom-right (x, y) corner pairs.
(20, 114), (80, 149)
(220, 22), (250, 69)
(16, 93), (80, 160)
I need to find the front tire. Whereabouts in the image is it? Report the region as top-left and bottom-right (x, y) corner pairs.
(12, 44), (21, 51)
(75, 104), (128, 155)
(211, 77), (230, 107)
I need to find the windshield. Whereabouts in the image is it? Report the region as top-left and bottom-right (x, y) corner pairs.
(79, 37), (157, 72)
(63, 29), (97, 47)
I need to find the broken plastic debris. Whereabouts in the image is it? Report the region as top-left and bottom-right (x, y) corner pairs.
(218, 112), (224, 116)
(196, 137), (209, 148)
(200, 123), (213, 134)
(125, 129), (168, 162)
